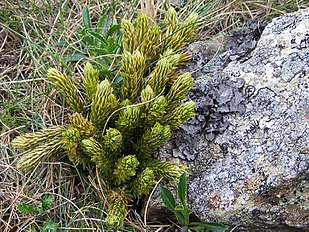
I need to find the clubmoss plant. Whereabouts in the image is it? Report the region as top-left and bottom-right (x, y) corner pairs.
(12, 7), (198, 227)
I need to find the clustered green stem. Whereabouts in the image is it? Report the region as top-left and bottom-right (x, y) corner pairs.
(12, 8), (198, 227)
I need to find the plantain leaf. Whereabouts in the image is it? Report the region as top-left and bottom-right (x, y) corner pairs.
(88, 31), (107, 44)
(175, 205), (192, 227)
(82, 6), (91, 29)
(178, 172), (187, 208)
(107, 24), (121, 38)
(160, 185), (176, 211)
(174, 208), (186, 226)
(96, 7), (110, 33)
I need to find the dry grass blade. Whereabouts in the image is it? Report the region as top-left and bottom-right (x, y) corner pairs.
(141, 0), (156, 20)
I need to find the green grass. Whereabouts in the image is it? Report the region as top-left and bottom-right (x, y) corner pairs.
(0, 0), (308, 231)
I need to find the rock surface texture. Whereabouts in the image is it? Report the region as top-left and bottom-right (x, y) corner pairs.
(158, 10), (309, 231)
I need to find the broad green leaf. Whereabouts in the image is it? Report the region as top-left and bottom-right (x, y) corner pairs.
(81, 28), (94, 44)
(178, 172), (187, 208)
(174, 205), (185, 211)
(83, 35), (94, 45)
(88, 31), (108, 44)
(175, 206), (192, 216)
(189, 222), (229, 232)
(98, 69), (114, 79)
(96, 7), (110, 33)
(174, 209), (186, 226)
(82, 6), (91, 29)
(17, 203), (37, 214)
(106, 38), (117, 53)
(186, 208), (193, 215)
(107, 24), (121, 38)
(175, 205), (191, 227)
(160, 185), (176, 211)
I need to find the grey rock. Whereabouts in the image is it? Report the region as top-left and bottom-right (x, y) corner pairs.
(185, 22), (263, 76)
(157, 10), (309, 230)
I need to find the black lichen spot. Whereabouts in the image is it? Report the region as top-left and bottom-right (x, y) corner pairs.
(220, 142), (229, 154)
(245, 120), (260, 135)
(251, 208), (267, 221)
(280, 194), (288, 203)
(299, 34), (309, 49)
(263, 127), (270, 134)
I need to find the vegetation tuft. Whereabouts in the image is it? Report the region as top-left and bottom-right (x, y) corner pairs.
(11, 6), (198, 228)
(160, 173), (229, 232)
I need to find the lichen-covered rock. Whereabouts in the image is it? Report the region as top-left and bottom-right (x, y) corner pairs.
(185, 22), (263, 76)
(158, 10), (309, 231)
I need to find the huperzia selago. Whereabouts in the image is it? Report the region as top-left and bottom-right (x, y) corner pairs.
(12, 8), (198, 227)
